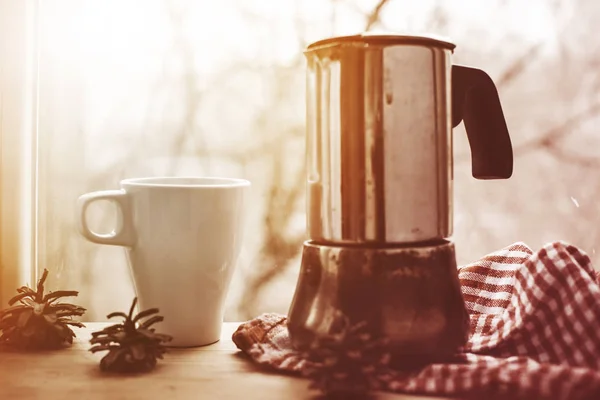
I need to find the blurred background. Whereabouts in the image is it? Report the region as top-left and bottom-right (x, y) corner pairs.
(17, 0), (600, 321)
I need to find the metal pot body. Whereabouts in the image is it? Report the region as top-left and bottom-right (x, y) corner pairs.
(287, 240), (470, 359)
(306, 36), (454, 244)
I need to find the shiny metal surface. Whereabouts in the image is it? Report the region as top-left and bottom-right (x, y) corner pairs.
(306, 40), (454, 244)
(287, 240), (470, 359)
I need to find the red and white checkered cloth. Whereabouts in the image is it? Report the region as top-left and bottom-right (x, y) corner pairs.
(232, 242), (600, 399)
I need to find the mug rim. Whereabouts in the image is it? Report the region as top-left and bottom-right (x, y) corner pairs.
(120, 176), (251, 188)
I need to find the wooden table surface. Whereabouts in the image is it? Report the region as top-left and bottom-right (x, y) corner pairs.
(0, 323), (451, 400)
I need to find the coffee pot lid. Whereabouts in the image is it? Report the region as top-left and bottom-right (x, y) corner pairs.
(306, 32), (456, 52)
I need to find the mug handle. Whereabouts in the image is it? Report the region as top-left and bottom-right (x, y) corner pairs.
(77, 189), (136, 247)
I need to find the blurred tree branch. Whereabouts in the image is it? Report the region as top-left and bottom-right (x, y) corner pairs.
(365, 0), (391, 30)
(237, 136), (305, 317)
(542, 144), (600, 168)
(496, 43), (543, 89)
(513, 101), (600, 167)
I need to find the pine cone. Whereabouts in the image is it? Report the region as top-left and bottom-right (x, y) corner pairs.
(89, 297), (172, 373)
(301, 313), (391, 399)
(0, 269), (86, 350)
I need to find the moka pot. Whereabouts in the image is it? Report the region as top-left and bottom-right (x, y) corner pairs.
(288, 33), (514, 359)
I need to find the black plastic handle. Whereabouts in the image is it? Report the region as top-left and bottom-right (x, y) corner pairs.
(452, 65), (513, 179)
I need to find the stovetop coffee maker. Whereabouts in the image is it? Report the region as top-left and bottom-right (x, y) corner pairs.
(288, 33), (513, 360)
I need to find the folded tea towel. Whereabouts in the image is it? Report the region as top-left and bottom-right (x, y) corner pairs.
(232, 242), (600, 399)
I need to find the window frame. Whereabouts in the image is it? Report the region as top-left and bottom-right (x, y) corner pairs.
(0, 0), (39, 304)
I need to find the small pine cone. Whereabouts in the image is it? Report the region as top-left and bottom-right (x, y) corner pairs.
(89, 297), (171, 374)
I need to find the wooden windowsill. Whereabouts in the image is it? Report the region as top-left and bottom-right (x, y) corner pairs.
(0, 322), (451, 400)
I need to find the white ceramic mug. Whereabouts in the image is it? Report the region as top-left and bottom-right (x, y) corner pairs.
(77, 176), (250, 347)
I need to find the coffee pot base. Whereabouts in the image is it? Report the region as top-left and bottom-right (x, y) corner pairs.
(287, 240), (470, 361)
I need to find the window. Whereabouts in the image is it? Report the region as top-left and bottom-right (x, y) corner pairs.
(1, 0), (599, 321)
(0, 0), (37, 307)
